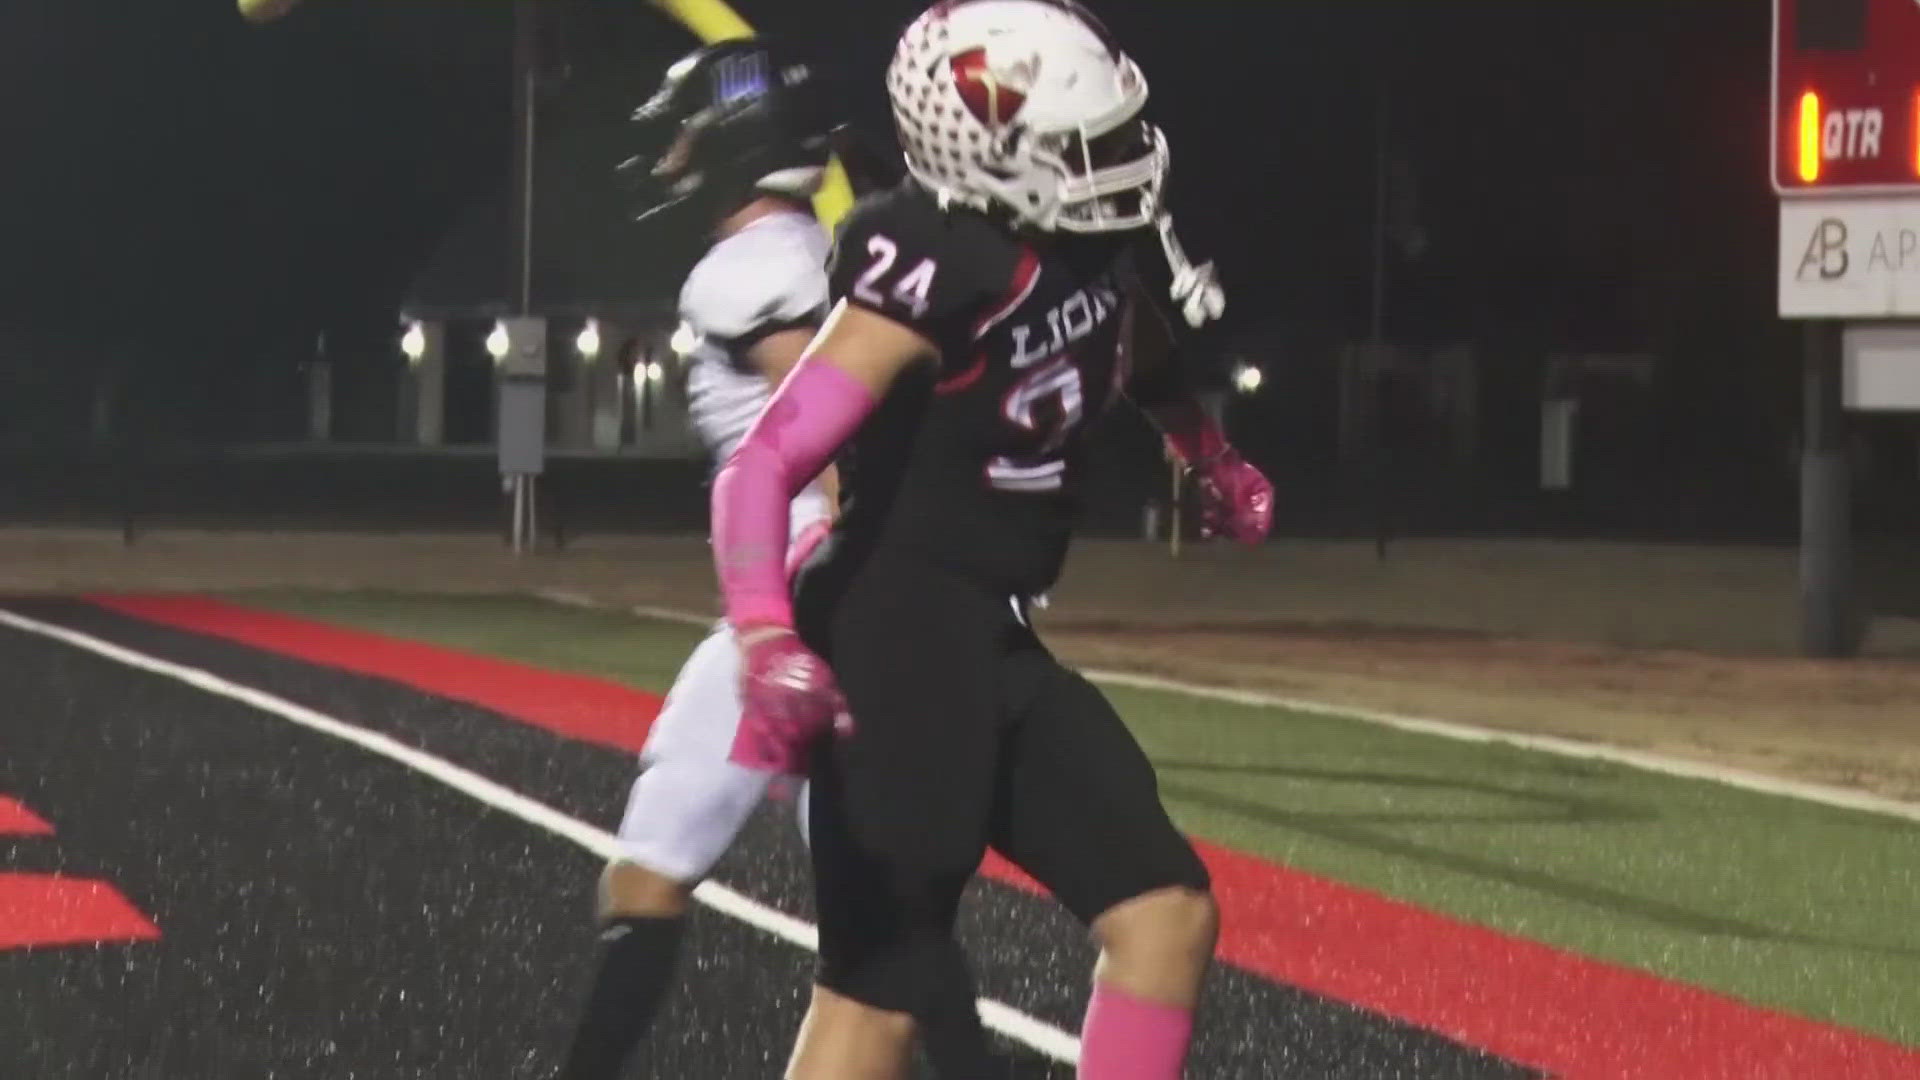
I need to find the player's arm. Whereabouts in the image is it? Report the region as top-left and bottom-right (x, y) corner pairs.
(714, 196), (969, 633)
(743, 327), (812, 388)
(1120, 252), (1219, 456)
(707, 303), (927, 769)
(713, 304), (931, 635)
(709, 197), (967, 770)
(1120, 268), (1274, 545)
(744, 327), (840, 516)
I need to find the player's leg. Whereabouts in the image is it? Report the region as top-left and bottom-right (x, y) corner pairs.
(558, 626), (773, 1080)
(789, 780), (998, 1080)
(792, 754), (981, 1080)
(914, 951), (997, 1080)
(787, 560), (1003, 1079)
(790, 951), (1002, 1080)
(991, 650), (1216, 1080)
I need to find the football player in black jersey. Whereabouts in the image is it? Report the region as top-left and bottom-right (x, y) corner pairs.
(708, 3), (1272, 1077)
(553, 41), (998, 1080)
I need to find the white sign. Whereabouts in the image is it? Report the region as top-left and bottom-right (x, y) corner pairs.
(1842, 325), (1920, 410)
(1779, 197), (1920, 317)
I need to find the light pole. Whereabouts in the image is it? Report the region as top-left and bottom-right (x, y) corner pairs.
(496, 1), (548, 555)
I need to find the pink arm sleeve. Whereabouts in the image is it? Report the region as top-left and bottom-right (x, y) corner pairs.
(712, 359), (876, 629)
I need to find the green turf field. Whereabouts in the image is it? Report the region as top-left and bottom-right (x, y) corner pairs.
(236, 589), (1920, 1046)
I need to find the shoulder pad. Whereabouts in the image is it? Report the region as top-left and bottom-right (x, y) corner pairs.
(681, 219), (829, 346)
(827, 186), (1013, 341)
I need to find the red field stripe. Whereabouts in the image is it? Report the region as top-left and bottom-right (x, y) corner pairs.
(991, 843), (1920, 1077)
(90, 595), (661, 754)
(101, 594), (1920, 1078)
(1194, 842), (1920, 1079)
(0, 874), (162, 950)
(0, 796), (54, 836)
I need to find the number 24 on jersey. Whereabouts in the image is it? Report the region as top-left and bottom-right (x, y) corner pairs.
(852, 236), (939, 319)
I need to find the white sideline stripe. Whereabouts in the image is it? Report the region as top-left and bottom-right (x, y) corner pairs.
(0, 607), (1083, 1066)
(539, 593), (1920, 826)
(1077, 669), (1920, 825)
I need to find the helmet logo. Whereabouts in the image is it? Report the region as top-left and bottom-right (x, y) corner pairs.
(711, 50), (771, 106)
(951, 47), (1036, 128)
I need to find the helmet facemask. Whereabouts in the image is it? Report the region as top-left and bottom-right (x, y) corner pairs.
(1031, 113), (1168, 233)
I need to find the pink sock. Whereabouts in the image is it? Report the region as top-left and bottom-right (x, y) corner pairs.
(1077, 983), (1194, 1079)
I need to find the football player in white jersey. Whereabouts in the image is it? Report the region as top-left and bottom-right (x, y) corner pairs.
(555, 41), (995, 1080)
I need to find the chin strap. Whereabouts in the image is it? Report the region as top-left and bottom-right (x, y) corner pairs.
(1155, 212), (1226, 329)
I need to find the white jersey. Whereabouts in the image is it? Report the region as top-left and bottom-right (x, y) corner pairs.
(678, 210), (832, 538)
(615, 216), (831, 885)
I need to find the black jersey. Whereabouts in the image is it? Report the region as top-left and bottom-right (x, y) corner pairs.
(823, 182), (1148, 595)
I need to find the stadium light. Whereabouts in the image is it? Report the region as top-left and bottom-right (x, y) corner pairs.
(575, 318), (602, 361)
(486, 321), (510, 363)
(1233, 362), (1264, 395)
(399, 321), (426, 364)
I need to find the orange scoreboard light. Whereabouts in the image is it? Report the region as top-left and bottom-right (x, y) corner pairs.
(1773, 0), (1920, 194)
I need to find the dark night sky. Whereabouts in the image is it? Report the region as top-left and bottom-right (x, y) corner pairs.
(0, 0), (1786, 449)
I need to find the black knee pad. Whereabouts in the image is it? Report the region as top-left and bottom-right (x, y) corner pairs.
(1056, 822), (1213, 927)
(818, 923), (970, 1017)
(815, 861), (974, 1017)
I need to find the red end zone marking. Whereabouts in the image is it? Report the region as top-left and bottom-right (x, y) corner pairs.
(3, 799), (160, 949)
(90, 595), (661, 754)
(102, 594), (1920, 1078)
(0, 874), (161, 950)
(0, 796), (54, 836)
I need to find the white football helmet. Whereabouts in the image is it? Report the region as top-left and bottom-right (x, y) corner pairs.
(888, 0), (1168, 233)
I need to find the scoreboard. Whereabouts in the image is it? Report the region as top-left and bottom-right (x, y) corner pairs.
(1777, 0), (1920, 319)
(1773, 0), (1920, 194)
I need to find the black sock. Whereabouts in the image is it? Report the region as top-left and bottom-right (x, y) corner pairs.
(917, 941), (998, 1079)
(556, 915), (686, 1080)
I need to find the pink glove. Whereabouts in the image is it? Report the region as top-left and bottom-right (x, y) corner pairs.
(1193, 449), (1274, 544)
(729, 628), (851, 775)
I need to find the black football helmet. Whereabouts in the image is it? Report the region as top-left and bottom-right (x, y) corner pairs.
(620, 40), (836, 224)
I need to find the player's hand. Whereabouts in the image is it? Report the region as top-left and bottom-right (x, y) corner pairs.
(730, 627), (851, 774)
(1169, 260), (1226, 329)
(1192, 449), (1273, 544)
(1155, 213), (1226, 329)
